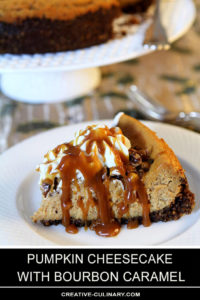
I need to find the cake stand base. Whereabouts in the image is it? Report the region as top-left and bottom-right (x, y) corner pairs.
(0, 68), (101, 103)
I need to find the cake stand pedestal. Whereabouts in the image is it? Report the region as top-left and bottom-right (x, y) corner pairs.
(1, 68), (101, 103)
(0, 0), (195, 103)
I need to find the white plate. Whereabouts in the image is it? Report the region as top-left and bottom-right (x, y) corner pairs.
(1, 120), (200, 247)
(0, 0), (196, 72)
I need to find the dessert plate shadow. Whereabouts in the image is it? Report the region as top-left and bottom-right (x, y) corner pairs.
(1, 120), (200, 246)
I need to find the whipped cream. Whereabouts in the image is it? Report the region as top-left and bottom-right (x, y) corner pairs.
(37, 124), (131, 189)
(73, 124), (130, 168)
(112, 112), (124, 127)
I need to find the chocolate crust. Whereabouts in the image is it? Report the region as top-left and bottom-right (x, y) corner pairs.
(41, 182), (195, 227)
(149, 185), (195, 223)
(121, 0), (155, 13)
(0, 6), (120, 54)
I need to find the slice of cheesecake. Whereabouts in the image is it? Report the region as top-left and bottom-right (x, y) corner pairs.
(116, 113), (194, 224)
(32, 114), (194, 237)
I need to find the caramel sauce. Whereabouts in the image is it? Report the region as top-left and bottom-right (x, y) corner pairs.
(58, 126), (150, 237)
(41, 178), (53, 198)
(127, 219), (139, 229)
(66, 224), (78, 234)
(136, 180), (151, 227)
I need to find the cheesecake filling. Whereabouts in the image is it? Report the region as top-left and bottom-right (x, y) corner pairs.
(37, 125), (152, 237)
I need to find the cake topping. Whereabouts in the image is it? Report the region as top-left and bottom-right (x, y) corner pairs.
(38, 125), (131, 185)
(37, 124), (151, 237)
(73, 124), (131, 170)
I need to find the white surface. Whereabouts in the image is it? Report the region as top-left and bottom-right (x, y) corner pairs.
(0, 120), (200, 247)
(1, 68), (101, 103)
(0, 0), (195, 73)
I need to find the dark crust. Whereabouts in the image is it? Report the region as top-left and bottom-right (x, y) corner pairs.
(121, 0), (155, 13)
(40, 182), (195, 227)
(0, 6), (120, 54)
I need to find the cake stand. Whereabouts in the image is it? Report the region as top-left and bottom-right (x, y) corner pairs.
(0, 0), (196, 103)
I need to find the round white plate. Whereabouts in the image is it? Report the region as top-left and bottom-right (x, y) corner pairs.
(0, 0), (196, 72)
(0, 120), (200, 247)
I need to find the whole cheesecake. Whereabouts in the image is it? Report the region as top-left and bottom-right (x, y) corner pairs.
(0, 0), (120, 54)
(0, 0), (155, 55)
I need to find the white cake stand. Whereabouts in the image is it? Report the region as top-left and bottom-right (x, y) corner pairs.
(0, 0), (196, 103)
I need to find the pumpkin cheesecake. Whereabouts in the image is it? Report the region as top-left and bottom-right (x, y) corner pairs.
(0, 0), (155, 54)
(32, 114), (195, 237)
(0, 0), (120, 54)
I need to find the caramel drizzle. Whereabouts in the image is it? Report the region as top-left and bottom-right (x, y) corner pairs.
(58, 126), (150, 237)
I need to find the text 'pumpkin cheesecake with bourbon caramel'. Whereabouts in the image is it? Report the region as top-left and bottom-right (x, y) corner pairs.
(32, 113), (195, 237)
